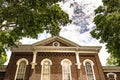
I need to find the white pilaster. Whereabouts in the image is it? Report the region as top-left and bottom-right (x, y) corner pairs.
(75, 52), (81, 69)
(31, 51), (37, 69)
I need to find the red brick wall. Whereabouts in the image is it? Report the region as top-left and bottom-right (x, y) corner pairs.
(29, 52), (105, 80)
(4, 52), (106, 80)
(104, 72), (120, 80)
(79, 54), (105, 80)
(4, 52), (33, 80)
(0, 72), (5, 80)
(29, 52), (78, 80)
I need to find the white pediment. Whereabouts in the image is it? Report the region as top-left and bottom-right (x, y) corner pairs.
(32, 36), (80, 47)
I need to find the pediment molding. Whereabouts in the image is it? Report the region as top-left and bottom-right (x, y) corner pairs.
(32, 36), (80, 47)
(11, 36), (101, 54)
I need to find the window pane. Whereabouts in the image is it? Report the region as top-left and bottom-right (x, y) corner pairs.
(109, 74), (115, 80)
(42, 61), (50, 80)
(62, 61), (71, 80)
(16, 61), (27, 80)
(85, 62), (94, 80)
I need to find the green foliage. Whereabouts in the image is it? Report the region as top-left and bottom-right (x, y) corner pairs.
(0, 47), (7, 65)
(0, 0), (71, 64)
(106, 54), (120, 66)
(91, 0), (120, 66)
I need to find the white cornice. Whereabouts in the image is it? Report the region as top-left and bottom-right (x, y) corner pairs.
(11, 36), (101, 54)
(11, 45), (33, 52)
(11, 45), (101, 54)
(33, 36), (81, 47)
(0, 65), (7, 72)
(103, 66), (120, 72)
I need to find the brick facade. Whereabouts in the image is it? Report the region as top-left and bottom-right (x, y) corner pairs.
(0, 36), (120, 80)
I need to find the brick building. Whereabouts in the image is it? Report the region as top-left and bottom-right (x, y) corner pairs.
(0, 36), (120, 80)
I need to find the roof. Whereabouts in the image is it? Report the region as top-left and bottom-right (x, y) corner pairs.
(33, 36), (81, 47)
(11, 36), (101, 54)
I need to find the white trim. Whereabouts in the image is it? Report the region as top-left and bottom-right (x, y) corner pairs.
(41, 58), (52, 65)
(52, 41), (60, 47)
(107, 72), (117, 80)
(103, 66), (120, 72)
(41, 58), (52, 80)
(83, 59), (96, 80)
(33, 36), (81, 47)
(16, 58), (29, 65)
(11, 45), (101, 54)
(75, 52), (81, 69)
(83, 59), (94, 66)
(14, 58), (29, 80)
(61, 59), (72, 80)
(31, 51), (37, 69)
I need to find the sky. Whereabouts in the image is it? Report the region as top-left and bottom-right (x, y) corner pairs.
(5, 0), (110, 66)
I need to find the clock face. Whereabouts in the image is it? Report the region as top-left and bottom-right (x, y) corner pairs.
(53, 41), (60, 47)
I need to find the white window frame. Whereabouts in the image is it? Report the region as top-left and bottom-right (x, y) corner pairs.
(52, 41), (60, 47)
(14, 58), (29, 80)
(83, 59), (96, 80)
(41, 58), (52, 80)
(61, 59), (72, 80)
(107, 72), (117, 80)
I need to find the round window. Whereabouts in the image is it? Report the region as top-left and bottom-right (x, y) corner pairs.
(53, 41), (60, 47)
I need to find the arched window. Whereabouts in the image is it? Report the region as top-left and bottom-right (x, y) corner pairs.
(61, 59), (72, 80)
(107, 73), (117, 80)
(15, 58), (28, 80)
(41, 59), (52, 80)
(83, 59), (96, 80)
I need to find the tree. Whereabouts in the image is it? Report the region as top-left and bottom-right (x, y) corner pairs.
(0, 0), (71, 65)
(91, 0), (120, 66)
(106, 55), (119, 66)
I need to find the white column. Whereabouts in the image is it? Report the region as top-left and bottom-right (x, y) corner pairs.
(75, 52), (81, 69)
(31, 51), (37, 69)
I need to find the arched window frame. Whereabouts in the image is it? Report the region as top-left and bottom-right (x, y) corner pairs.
(61, 59), (72, 80)
(14, 58), (29, 80)
(107, 72), (117, 80)
(83, 59), (96, 80)
(41, 58), (52, 80)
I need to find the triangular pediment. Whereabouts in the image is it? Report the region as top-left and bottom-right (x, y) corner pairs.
(33, 36), (80, 47)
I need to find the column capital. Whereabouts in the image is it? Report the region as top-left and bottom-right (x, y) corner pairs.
(31, 62), (37, 69)
(75, 63), (81, 69)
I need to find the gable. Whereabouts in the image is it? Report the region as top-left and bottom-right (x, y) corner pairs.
(11, 36), (101, 53)
(33, 36), (80, 47)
